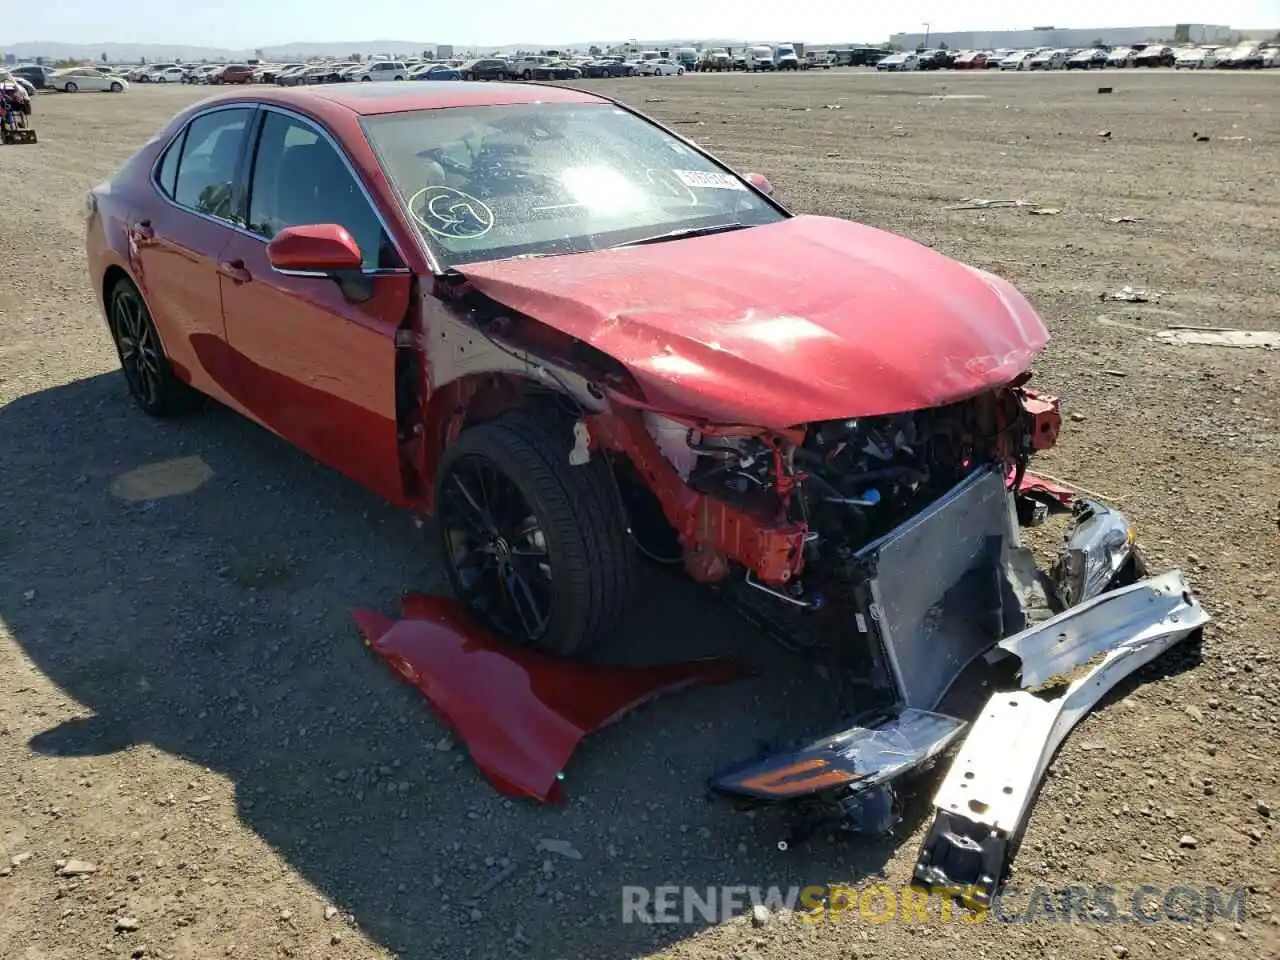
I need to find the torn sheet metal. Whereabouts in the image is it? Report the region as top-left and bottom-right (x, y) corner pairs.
(709, 708), (966, 808)
(1051, 499), (1141, 607)
(354, 594), (742, 802)
(913, 571), (1208, 906)
(853, 466), (1019, 711)
(1012, 468), (1076, 508)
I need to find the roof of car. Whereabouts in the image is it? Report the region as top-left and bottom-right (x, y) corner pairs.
(203, 81), (607, 117)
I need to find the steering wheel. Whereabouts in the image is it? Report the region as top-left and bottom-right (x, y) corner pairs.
(416, 147), (471, 178)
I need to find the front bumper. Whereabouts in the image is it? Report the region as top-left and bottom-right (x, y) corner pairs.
(709, 466), (1206, 893)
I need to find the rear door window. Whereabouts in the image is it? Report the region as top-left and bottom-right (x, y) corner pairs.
(172, 107), (254, 221)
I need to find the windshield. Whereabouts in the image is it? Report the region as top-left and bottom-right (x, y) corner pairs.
(363, 102), (785, 267)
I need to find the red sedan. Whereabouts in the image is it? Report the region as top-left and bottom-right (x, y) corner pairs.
(86, 82), (1061, 660)
(210, 63), (255, 84)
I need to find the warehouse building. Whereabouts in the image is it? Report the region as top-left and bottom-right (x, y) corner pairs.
(889, 24), (1234, 50)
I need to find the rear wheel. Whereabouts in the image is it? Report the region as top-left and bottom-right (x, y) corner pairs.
(65, 81), (78, 92)
(108, 279), (202, 418)
(436, 412), (634, 657)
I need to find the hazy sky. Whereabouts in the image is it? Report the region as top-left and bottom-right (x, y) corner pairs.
(10, 0), (1280, 47)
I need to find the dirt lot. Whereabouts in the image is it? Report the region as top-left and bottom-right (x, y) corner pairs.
(1, 69), (1278, 960)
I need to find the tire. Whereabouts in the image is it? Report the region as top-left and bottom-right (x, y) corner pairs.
(108, 278), (202, 418)
(65, 81), (78, 93)
(361, 76), (372, 82)
(523, 69), (533, 80)
(110, 81), (123, 92)
(435, 412), (634, 656)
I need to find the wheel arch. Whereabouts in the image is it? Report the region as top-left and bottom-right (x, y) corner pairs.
(100, 263), (178, 362)
(418, 370), (575, 513)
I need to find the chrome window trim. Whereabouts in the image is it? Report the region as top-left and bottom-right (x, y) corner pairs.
(147, 100), (416, 278)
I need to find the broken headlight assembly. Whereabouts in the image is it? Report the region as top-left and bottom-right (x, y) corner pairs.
(1051, 499), (1144, 607)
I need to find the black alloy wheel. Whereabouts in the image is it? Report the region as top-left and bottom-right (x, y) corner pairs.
(439, 453), (555, 644)
(108, 279), (201, 417)
(435, 412), (634, 657)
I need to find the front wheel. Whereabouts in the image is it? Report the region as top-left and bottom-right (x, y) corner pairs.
(65, 81), (78, 92)
(110, 81), (123, 92)
(108, 279), (202, 418)
(522, 69), (533, 80)
(436, 412), (634, 657)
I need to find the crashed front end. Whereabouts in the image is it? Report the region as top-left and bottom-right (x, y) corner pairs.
(581, 381), (1200, 884)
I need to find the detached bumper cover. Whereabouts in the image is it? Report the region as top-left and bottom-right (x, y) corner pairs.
(913, 570), (1208, 906)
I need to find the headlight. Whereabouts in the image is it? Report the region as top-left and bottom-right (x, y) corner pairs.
(1052, 500), (1137, 607)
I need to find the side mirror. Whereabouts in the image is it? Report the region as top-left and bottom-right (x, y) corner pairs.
(745, 172), (775, 197)
(267, 224), (363, 274)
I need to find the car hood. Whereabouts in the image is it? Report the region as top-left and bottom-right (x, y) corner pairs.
(458, 215), (1049, 429)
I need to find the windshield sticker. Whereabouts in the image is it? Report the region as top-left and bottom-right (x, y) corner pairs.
(408, 185), (495, 240)
(672, 169), (748, 191)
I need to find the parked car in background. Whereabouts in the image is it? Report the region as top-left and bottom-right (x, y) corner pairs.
(877, 52), (920, 71)
(1135, 45), (1175, 67)
(279, 65), (320, 86)
(917, 49), (955, 70)
(409, 63), (462, 81)
(1066, 48), (1109, 69)
(135, 63), (180, 82)
(635, 58), (684, 76)
(12, 64), (56, 89)
(51, 67), (129, 93)
(698, 49), (733, 71)
(953, 51), (989, 69)
(354, 60), (409, 82)
(1174, 47), (1216, 69)
(459, 58), (511, 81)
(1029, 49), (1068, 70)
(272, 65), (309, 85)
(210, 64), (254, 85)
(584, 59), (635, 77)
(259, 63), (304, 84)
(1105, 46), (1136, 67)
(511, 55), (548, 79)
(1216, 43), (1258, 68)
(148, 66), (187, 83)
(308, 63), (360, 83)
(998, 51), (1034, 70)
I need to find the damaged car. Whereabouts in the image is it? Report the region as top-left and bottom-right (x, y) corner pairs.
(86, 82), (1204, 893)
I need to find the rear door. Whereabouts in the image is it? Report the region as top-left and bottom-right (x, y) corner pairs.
(132, 105), (257, 406)
(216, 107), (413, 505)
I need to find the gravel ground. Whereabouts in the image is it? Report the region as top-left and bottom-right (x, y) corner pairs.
(0, 70), (1277, 960)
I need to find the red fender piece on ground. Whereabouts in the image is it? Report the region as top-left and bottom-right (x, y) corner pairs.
(353, 594), (744, 803)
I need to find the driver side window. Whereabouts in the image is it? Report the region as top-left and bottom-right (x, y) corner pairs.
(245, 111), (396, 270)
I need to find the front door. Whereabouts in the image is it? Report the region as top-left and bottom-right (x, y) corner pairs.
(217, 107), (413, 506)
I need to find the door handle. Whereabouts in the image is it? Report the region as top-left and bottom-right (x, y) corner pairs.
(217, 258), (252, 283)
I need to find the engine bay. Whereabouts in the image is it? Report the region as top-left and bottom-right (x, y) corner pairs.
(631, 387), (1054, 616)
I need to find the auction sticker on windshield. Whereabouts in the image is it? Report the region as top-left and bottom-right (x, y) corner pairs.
(673, 170), (748, 191)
